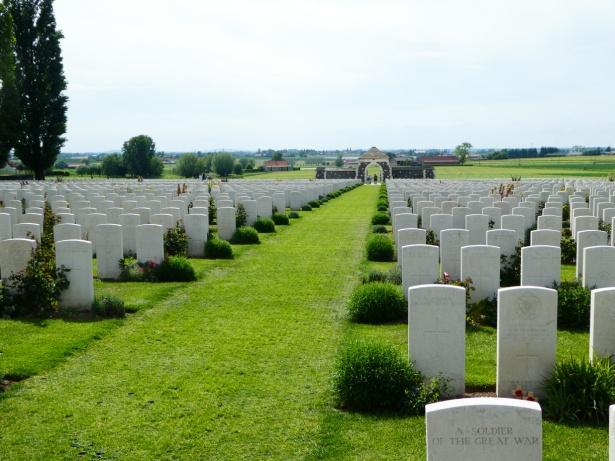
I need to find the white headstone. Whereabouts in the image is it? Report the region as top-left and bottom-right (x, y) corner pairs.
(583, 245), (615, 289)
(95, 224), (123, 280)
(0, 238), (36, 281)
(217, 207), (236, 241)
(521, 245), (561, 288)
(465, 214), (489, 245)
(496, 286), (557, 399)
(576, 230), (608, 279)
(56, 239), (94, 311)
(461, 245), (500, 303)
(590, 288), (615, 362)
(136, 224), (164, 265)
(396, 228), (426, 266)
(120, 213), (140, 256)
(184, 213), (208, 257)
(401, 244), (439, 299)
(530, 229), (560, 247)
(440, 229), (469, 281)
(53, 223), (82, 242)
(426, 398), (542, 461)
(408, 284), (466, 396)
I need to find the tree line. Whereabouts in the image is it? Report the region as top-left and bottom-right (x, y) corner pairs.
(173, 153), (255, 178)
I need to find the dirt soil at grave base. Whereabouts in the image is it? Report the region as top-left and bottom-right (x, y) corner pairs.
(463, 384), (496, 398)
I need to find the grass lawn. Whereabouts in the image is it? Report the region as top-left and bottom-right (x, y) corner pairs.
(242, 168), (317, 180)
(0, 187), (608, 459)
(436, 155), (615, 179)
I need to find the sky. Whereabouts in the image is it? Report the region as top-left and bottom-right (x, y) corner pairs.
(54, 0), (615, 152)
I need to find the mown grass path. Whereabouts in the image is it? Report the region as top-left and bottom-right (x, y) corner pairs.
(0, 186), (376, 460)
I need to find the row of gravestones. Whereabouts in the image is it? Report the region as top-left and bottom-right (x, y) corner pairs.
(0, 179), (357, 245)
(0, 223), (167, 310)
(0, 179), (358, 310)
(385, 179), (615, 290)
(412, 283), (615, 460)
(384, 180), (615, 459)
(408, 284), (615, 395)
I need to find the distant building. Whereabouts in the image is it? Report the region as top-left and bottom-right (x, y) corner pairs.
(421, 155), (460, 166)
(263, 160), (291, 171)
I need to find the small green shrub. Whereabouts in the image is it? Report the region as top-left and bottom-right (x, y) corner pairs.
(467, 297), (497, 327)
(333, 341), (444, 413)
(372, 225), (388, 234)
(554, 281), (591, 330)
(272, 213), (290, 225)
(361, 267), (401, 285)
(543, 357), (615, 424)
(92, 295), (126, 318)
(2, 242), (69, 317)
(599, 219), (611, 235)
(208, 196), (216, 225)
(288, 211), (300, 219)
(231, 227), (260, 244)
(157, 256), (197, 282)
(376, 204), (388, 212)
(348, 282), (406, 323)
(301, 205), (312, 211)
(371, 212), (390, 225)
(366, 235), (394, 261)
(205, 238), (234, 259)
(235, 203), (248, 228)
(561, 236), (575, 264)
(164, 223), (188, 257)
(386, 266), (402, 285)
(562, 203), (570, 221)
(500, 245), (522, 287)
(426, 229), (439, 246)
(253, 217), (276, 233)
(308, 200), (320, 208)
(376, 199), (388, 209)
(119, 256), (144, 281)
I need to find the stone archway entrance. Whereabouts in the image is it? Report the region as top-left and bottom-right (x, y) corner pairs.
(357, 161), (391, 183)
(356, 147), (391, 182)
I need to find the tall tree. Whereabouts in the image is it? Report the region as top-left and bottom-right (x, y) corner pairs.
(9, 0), (68, 179)
(454, 142), (472, 165)
(122, 134), (159, 177)
(213, 152), (235, 178)
(0, 3), (20, 168)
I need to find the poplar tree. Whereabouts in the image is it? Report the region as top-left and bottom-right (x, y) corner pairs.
(0, 3), (20, 168)
(9, 0), (67, 179)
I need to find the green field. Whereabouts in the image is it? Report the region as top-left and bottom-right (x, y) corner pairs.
(435, 156), (615, 179)
(0, 187), (608, 459)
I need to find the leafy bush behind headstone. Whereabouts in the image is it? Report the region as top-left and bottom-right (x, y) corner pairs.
(543, 357), (615, 424)
(366, 235), (394, 261)
(348, 282), (406, 323)
(333, 341), (444, 413)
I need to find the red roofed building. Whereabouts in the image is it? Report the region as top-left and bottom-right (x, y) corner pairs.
(420, 156), (459, 166)
(263, 160), (291, 171)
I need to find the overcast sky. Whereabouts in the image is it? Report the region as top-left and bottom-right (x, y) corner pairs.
(55, 0), (615, 152)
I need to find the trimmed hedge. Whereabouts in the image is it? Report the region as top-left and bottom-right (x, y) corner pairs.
(371, 212), (390, 225)
(366, 235), (394, 261)
(231, 227), (261, 244)
(348, 282), (406, 323)
(272, 213), (290, 225)
(205, 238), (234, 259)
(157, 256), (197, 282)
(333, 341), (443, 413)
(253, 218), (276, 233)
